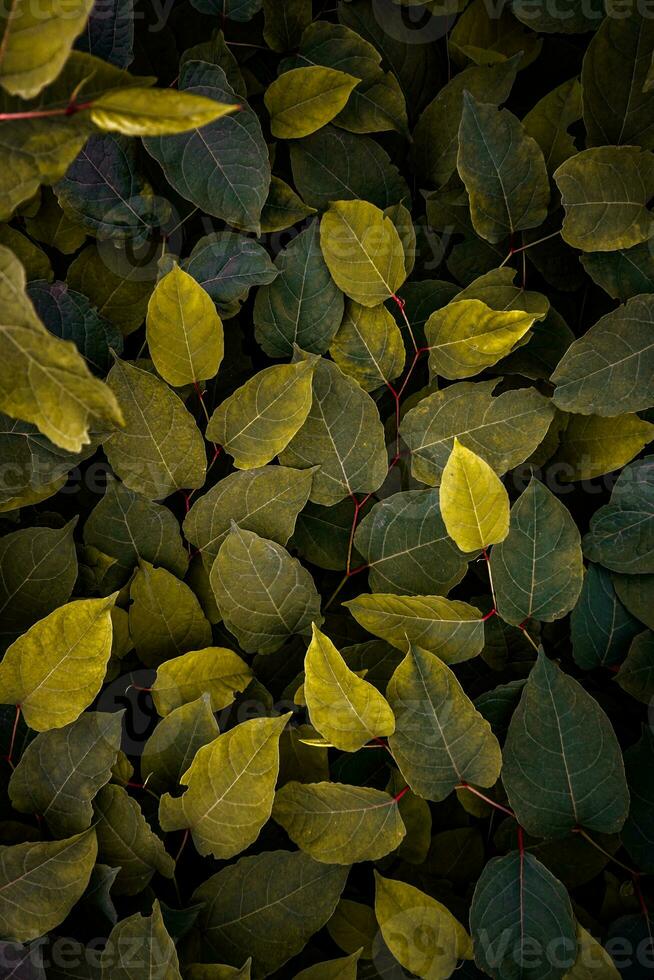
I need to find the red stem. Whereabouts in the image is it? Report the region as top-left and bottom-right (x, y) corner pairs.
(4, 704), (21, 769)
(0, 100), (92, 122)
(393, 785), (410, 803)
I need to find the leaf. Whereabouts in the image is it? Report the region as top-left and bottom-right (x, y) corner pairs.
(401, 380), (554, 484)
(143, 61), (270, 233)
(554, 146), (654, 251)
(553, 413), (654, 480)
(456, 93), (550, 243)
(387, 646), (502, 801)
(327, 899), (377, 959)
(265, 67), (360, 139)
(90, 85), (237, 136)
(105, 357), (206, 499)
(146, 265), (224, 387)
(99, 901), (182, 979)
(616, 630), (654, 703)
(272, 780), (405, 863)
(470, 851), (577, 980)
(613, 572), (654, 629)
(83, 476), (188, 587)
(293, 952), (361, 980)
(622, 726), (654, 873)
(279, 356), (387, 505)
(551, 295), (654, 416)
(193, 849), (349, 976)
(303, 623), (395, 752)
(206, 360), (315, 469)
(523, 78), (581, 172)
(210, 526), (322, 654)
(490, 478), (584, 625)
(9, 711), (122, 837)
(128, 562), (212, 668)
(375, 873), (473, 980)
(159, 714), (289, 858)
(184, 231), (277, 318)
(67, 242), (154, 336)
(94, 784), (174, 896)
(353, 489), (471, 596)
(581, 242), (654, 302)
(0, 595), (116, 731)
(440, 438), (510, 552)
(563, 925), (621, 980)
(319, 200), (406, 307)
(583, 456), (654, 573)
(263, 0), (311, 52)
(344, 593), (486, 664)
(152, 647), (253, 716)
(502, 651), (630, 838)
(0, 246), (123, 452)
(0, 830), (97, 943)
(571, 564), (642, 670)
(187, 965), (252, 980)
(0, 0), (94, 99)
(260, 175), (316, 233)
(76, 0), (134, 69)
(0, 520), (78, 647)
(253, 220), (344, 359)
(184, 465), (313, 568)
(329, 300), (405, 391)
(424, 299), (537, 380)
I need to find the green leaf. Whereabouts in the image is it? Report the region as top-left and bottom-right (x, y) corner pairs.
(551, 295), (654, 416)
(128, 561), (212, 668)
(184, 465), (313, 568)
(90, 85), (237, 136)
(83, 476), (187, 587)
(470, 851), (577, 980)
(0, 520), (78, 647)
(265, 67), (360, 139)
(99, 901), (182, 979)
(375, 873), (473, 980)
(260, 175), (316, 233)
(571, 564), (642, 670)
(387, 646), (502, 801)
(187, 964), (252, 980)
(141, 694), (220, 794)
(293, 951), (361, 980)
(152, 647), (253, 716)
(210, 526), (322, 654)
(327, 899), (377, 959)
(553, 412), (654, 480)
(279, 356), (387, 505)
(613, 572), (654, 629)
(440, 438), (510, 552)
(272, 781), (405, 863)
(402, 380), (554, 484)
(0, 595), (116, 731)
(146, 265), (224, 387)
(94, 784), (174, 896)
(622, 726), (654, 873)
(583, 457), (654, 573)
(457, 93), (550, 243)
(193, 850), (349, 976)
(105, 357), (206, 499)
(184, 231), (277, 318)
(490, 478), (584, 625)
(0, 0), (94, 98)
(159, 714), (289, 858)
(254, 220), (344, 359)
(0, 246), (123, 452)
(329, 300), (405, 391)
(8, 711), (122, 836)
(263, 0), (311, 52)
(523, 78), (581, 172)
(0, 830), (97, 943)
(206, 360), (315, 469)
(503, 651), (630, 838)
(354, 489), (471, 595)
(303, 623), (395, 752)
(554, 146), (654, 251)
(581, 242), (654, 302)
(143, 61), (270, 234)
(319, 200), (406, 307)
(344, 593), (486, 664)
(67, 242), (154, 336)
(616, 630), (654, 703)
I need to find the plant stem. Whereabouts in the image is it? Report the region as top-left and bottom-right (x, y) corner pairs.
(456, 781), (516, 819)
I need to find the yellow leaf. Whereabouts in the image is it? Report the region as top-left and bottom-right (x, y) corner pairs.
(440, 438), (510, 551)
(90, 86), (238, 136)
(265, 66), (360, 139)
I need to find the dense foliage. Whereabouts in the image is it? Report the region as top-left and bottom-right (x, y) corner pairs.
(0, 0), (653, 977)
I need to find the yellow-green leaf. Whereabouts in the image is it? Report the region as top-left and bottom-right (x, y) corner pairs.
(320, 200), (406, 307)
(206, 360), (315, 469)
(563, 925), (621, 980)
(152, 647), (253, 716)
(90, 86), (238, 136)
(330, 300), (405, 391)
(304, 623), (395, 752)
(141, 694), (220, 794)
(440, 438), (510, 551)
(99, 900), (182, 979)
(327, 899), (376, 959)
(187, 964), (252, 980)
(293, 951), (362, 980)
(273, 780), (405, 863)
(554, 413), (654, 481)
(0, 595), (116, 731)
(374, 873), (473, 979)
(265, 66), (360, 139)
(387, 646), (502, 801)
(146, 264), (224, 387)
(159, 714), (290, 859)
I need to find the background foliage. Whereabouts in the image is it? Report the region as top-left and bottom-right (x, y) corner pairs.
(0, 0), (653, 977)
